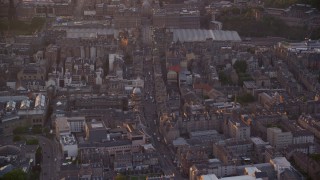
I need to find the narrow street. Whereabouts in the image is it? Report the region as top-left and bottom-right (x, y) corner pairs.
(142, 25), (153, 45)
(73, 0), (85, 18)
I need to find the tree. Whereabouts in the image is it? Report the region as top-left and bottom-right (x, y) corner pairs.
(1, 169), (27, 180)
(30, 17), (45, 30)
(233, 60), (247, 74)
(115, 174), (126, 180)
(0, 76), (6, 88)
(203, 95), (210, 99)
(35, 147), (42, 164)
(26, 138), (39, 145)
(13, 135), (22, 142)
(218, 71), (232, 85)
(159, 0), (164, 7)
(124, 53), (132, 65)
(104, 56), (110, 76)
(32, 126), (42, 134)
(264, 0), (320, 9)
(236, 93), (255, 104)
(43, 127), (50, 135)
(28, 170), (40, 180)
(13, 126), (29, 134)
(8, 0), (16, 21)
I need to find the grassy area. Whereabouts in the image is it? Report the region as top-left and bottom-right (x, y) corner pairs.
(0, 17), (45, 35)
(26, 138), (39, 145)
(13, 135), (22, 142)
(310, 153), (320, 162)
(31, 126), (42, 134)
(0, 169), (27, 180)
(129, 176), (147, 180)
(115, 174), (127, 180)
(13, 126), (29, 135)
(35, 147), (42, 165)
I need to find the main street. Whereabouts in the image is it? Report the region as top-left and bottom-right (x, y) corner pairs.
(142, 25), (153, 45)
(74, 0), (85, 18)
(38, 136), (61, 180)
(24, 135), (61, 180)
(141, 50), (184, 179)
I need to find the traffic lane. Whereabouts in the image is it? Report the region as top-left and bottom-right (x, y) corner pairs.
(24, 135), (54, 180)
(36, 136), (58, 180)
(38, 139), (54, 180)
(143, 57), (180, 176)
(157, 144), (182, 178)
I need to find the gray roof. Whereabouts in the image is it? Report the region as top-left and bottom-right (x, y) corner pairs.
(78, 140), (131, 148)
(65, 28), (119, 38)
(170, 29), (241, 42)
(0, 145), (20, 156)
(0, 96), (28, 103)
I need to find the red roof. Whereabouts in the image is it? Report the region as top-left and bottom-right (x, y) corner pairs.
(193, 83), (212, 92)
(168, 65), (181, 73)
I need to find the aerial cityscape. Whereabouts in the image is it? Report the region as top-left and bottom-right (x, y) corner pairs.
(0, 0), (320, 179)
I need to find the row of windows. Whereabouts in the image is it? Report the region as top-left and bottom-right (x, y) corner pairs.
(33, 119), (42, 123)
(21, 75), (44, 80)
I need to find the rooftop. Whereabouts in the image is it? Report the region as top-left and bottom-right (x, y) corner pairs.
(0, 145), (21, 156)
(56, 117), (70, 133)
(79, 139), (131, 148)
(250, 137), (269, 145)
(189, 130), (218, 138)
(24, 145), (39, 154)
(271, 157), (291, 168)
(169, 29), (241, 42)
(61, 134), (77, 146)
(86, 121), (107, 131)
(172, 137), (188, 147)
(63, 28), (118, 39)
(243, 81), (257, 89)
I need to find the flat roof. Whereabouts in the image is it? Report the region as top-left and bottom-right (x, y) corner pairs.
(220, 175), (256, 180)
(91, 123), (103, 128)
(190, 130), (218, 137)
(271, 157), (291, 167)
(61, 134), (77, 146)
(56, 117), (70, 132)
(200, 174), (219, 180)
(251, 137), (268, 145)
(0, 96), (28, 103)
(87, 121), (106, 131)
(169, 29), (241, 42)
(79, 139), (131, 148)
(65, 28), (118, 39)
(243, 81), (257, 89)
(172, 137), (188, 146)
